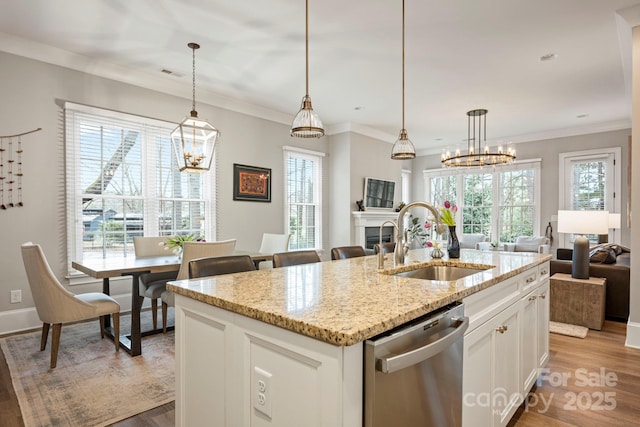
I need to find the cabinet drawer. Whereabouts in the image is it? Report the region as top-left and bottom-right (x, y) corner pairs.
(463, 275), (520, 333)
(538, 261), (550, 281)
(521, 269), (539, 294)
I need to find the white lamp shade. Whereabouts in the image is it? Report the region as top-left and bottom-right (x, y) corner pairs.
(608, 213), (621, 229)
(557, 210), (609, 235)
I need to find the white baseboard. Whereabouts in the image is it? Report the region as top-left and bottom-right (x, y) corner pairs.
(0, 292), (150, 336)
(625, 320), (640, 348)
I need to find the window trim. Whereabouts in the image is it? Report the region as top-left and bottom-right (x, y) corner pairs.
(558, 147), (621, 246)
(65, 102), (215, 277)
(423, 159), (541, 242)
(283, 145), (325, 251)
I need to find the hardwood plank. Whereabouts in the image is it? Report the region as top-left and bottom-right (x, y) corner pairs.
(2, 320), (638, 427)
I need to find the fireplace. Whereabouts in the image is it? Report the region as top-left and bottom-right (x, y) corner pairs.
(365, 226), (394, 250)
(352, 211), (398, 249)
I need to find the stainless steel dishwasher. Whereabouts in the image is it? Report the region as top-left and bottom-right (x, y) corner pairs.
(364, 303), (468, 427)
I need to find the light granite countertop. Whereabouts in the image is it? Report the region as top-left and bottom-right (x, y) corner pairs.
(167, 248), (551, 346)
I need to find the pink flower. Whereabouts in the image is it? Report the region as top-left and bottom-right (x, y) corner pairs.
(426, 241), (433, 247)
(444, 200), (451, 209)
(452, 205), (458, 213)
(424, 222), (432, 229)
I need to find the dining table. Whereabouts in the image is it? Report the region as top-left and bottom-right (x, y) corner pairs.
(71, 250), (272, 356)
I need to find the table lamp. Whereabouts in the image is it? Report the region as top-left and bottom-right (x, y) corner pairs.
(597, 213), (621, 244)
(557, 210), (609, 279)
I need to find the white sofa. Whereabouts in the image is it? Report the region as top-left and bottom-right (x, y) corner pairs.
(459, 233), (487, 249)
(503, 236), (550, 254)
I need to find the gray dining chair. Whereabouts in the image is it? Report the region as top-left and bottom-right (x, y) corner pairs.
(331, 245), (367, 260)
(133, 236), (178, 330)
(374, 242), (396, 255)
(160, 239), (237, 332)
(272, 250), (321, 267)
(189, 255), (256, 278)
(21, 242), (120, 368)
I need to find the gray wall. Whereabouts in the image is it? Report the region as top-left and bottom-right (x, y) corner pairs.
(412, 129), (631, 250)
(0, 51), (330, 316)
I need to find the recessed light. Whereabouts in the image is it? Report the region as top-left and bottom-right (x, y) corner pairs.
(540, 53), (558, 62)
(576, 114), (589, 119)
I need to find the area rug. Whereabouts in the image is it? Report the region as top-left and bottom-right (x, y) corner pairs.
(549, 321), (588, 339)
(0, 312), (175, 427)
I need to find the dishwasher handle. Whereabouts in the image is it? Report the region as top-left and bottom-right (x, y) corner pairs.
(377, 316), (469, 374)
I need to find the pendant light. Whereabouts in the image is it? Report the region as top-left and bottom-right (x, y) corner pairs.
(291, 0), (324, 138)
(391, 0), (416, 160)
(171, 42), (220, 173)
(441, 109), (516, 167)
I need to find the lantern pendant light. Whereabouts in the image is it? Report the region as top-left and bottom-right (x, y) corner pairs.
(291, 0), (324, 138)
(171, 42), (220, 173)
(391, 0), (416, 160)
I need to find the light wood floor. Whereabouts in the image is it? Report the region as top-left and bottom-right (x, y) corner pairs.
(1, 320), (638, 426)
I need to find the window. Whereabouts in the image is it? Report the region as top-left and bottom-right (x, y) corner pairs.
(559, 148), (620, 245)
(425, 159), (540, 243)
(65, 103), (214, 270)
(283, 146), (324, 250)
(401, 169), (411, 203)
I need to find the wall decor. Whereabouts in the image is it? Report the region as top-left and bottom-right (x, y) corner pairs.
(233, 163), (271, 202)
(0, 127), (41, 210)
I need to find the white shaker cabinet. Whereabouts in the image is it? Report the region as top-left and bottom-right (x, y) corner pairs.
(462, 261), (550, 427)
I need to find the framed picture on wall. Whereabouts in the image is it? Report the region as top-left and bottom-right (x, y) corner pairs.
(233, 163), (271, 202)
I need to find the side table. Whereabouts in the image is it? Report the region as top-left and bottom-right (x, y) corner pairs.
(549, 273), (606, 330)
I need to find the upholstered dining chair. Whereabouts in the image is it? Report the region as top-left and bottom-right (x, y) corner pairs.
(373, 242), (396, 255)
(160, 239), (237, 332)
(272, 250), (321, 268)
(189, 255), (256, 279)
(21, 242), (120, 368)
(257, 233), (291, 269)
(331, 245), (367, 260)
(133, 236), (178, 330)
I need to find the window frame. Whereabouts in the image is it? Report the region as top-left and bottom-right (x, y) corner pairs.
(424, 159), (541, 243)
(283, 145), (324, 251)
(558, 147), (621, 247)
(65, 102), (215, 277)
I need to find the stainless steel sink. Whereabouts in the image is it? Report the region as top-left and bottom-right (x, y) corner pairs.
(393, 265), (489, 281)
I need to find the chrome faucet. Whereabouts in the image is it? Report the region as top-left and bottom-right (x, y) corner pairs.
(394, 201), (446, 266)
(377, 220), (399, 269)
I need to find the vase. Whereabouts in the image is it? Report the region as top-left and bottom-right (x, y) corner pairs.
(447, 226), (460, 259)
(431, 247), (444, 259)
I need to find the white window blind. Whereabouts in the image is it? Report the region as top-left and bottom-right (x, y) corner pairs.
(65, 103), (214, 272)
(283, 146), (324, 250)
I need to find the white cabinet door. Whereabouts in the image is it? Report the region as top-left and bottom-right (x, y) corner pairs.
(463, 302), (521, 427)
(536, 280), (550, 368)
(521, 288), (538, 393)
(493, 303), (522, 427)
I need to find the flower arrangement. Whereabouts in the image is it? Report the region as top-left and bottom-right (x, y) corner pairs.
(426, 240), (444, 258)
(160, 233), (205, 255)
(439, 200), (457, 226)
(407, 215), (431, 247)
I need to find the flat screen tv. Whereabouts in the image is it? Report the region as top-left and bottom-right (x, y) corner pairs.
(364, 177), (395, 210)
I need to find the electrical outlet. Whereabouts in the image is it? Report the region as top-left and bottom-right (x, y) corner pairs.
(10, 290), (22, 304)
(252, 366), (272, 418)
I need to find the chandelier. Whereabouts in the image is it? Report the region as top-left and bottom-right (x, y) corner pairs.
(391, 0), (416, 160)
(291, 0), (324, 138)
(441, 109), (515, 167)
(171, 42), (220, 173)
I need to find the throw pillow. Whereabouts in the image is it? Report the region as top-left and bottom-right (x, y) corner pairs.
(589, 247), (617, 264)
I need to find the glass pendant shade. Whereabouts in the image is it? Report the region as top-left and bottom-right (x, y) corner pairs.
(171, 111), (219, 173)
(291, 95), (324, 138)
(391, 129), (416, 160)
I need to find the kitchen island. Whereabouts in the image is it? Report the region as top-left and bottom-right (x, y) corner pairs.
(167, 248), (551, 427)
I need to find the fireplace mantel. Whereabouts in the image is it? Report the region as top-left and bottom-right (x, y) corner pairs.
(352, 211), (398, 248)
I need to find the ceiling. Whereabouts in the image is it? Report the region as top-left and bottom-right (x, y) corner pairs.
(1, 0), (639, 155)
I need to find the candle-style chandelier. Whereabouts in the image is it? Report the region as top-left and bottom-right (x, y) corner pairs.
(441, 109), (515, 167)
